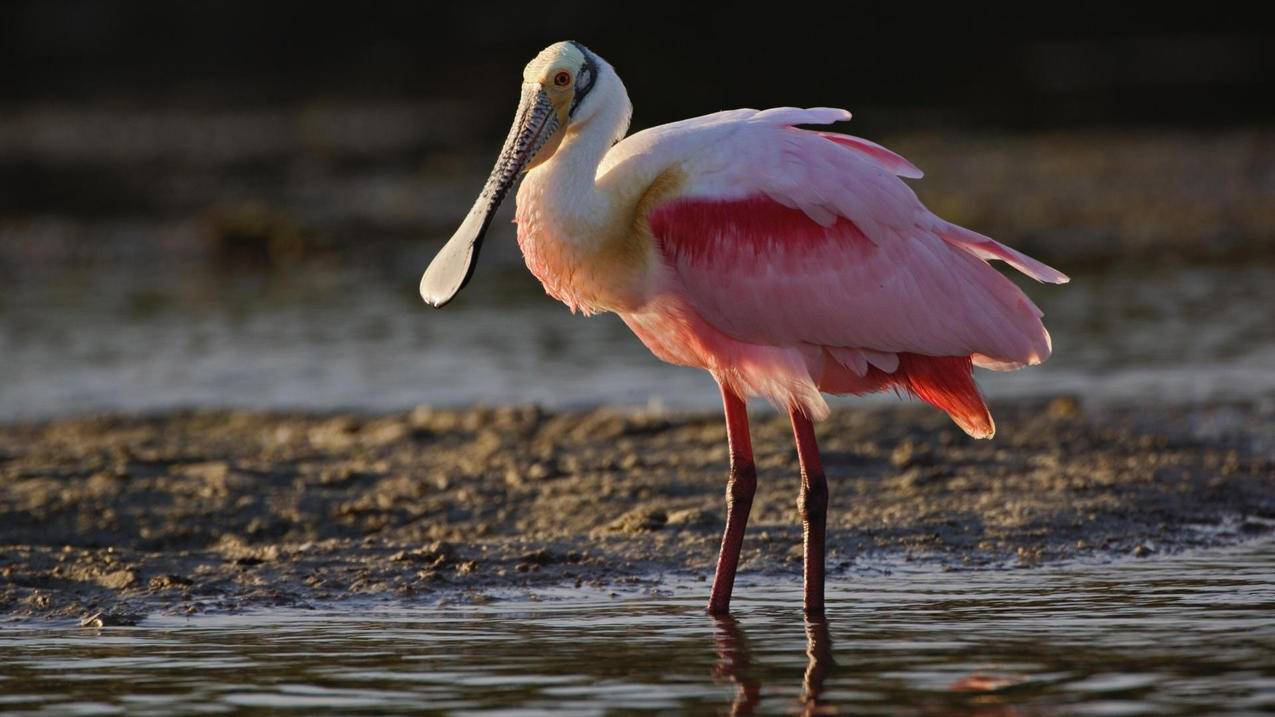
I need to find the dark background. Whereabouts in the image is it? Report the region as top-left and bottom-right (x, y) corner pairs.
(4, 1), (1272, 132)
(3, 1), (1274, 420)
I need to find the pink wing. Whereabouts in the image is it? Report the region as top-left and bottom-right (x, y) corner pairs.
(641, 108), (1068, 435)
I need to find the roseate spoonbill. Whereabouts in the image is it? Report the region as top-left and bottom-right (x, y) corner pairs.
(420, 41), (1067, 616)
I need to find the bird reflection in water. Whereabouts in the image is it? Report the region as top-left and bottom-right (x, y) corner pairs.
(711, 615), (761, 714)
(800, 619), (835, 714)
(711, 615), (835, 715)
(710, 616), (1024, 716)
(942, 673), (1027, 717)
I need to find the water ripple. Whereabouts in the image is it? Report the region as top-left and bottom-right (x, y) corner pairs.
(1, 541), (1272, 715)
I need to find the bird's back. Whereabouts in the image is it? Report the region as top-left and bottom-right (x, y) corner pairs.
(605, 107), (1068, 436)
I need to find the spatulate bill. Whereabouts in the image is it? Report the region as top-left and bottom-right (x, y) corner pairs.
(420, 83), (560, 307)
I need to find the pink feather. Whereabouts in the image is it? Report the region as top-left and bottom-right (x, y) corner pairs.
(614, 108), (1065, 436)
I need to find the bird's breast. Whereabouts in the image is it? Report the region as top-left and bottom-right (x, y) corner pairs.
(514, 192), (654, 316)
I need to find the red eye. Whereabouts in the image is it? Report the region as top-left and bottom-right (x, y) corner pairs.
(553, 71), (571, 87)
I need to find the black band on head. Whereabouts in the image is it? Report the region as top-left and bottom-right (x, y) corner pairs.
(567, 41), (599, 117)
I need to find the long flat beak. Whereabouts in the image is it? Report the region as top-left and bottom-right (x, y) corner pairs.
(420, 83), (559, 307)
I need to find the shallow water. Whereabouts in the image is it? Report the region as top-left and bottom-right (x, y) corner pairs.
(2, 255), (1273, 420)
(2, 542), (1272, 715)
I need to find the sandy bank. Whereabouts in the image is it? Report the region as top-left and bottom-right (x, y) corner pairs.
(1, 399), (1272, 622)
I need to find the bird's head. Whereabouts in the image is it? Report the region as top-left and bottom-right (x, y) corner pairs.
(419, 41), (618, 308)
(516, 41), (605, 169)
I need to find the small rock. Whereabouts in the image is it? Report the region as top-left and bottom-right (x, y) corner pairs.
(891, 440), (938, 469)
(605, 509), (668, 533)
(80, 610), (140, 628)
(504, 460), (562, 487)
(391, 541), (453, 568)
(898, 467), (952, 489)
(363, 420), (408, 446)
(526, 461), (560, 481)
(96, 569), (138, 590)
(890, 441), (917, 468)
(147, 574), (192, 590)
(519, 549), (554, 566)
(666, 508), (722, 529)
(1133, 544), (1154, 558)
(307, 417), (360, 450)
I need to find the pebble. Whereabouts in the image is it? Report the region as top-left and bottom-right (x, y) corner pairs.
(80, 610), (140, 628)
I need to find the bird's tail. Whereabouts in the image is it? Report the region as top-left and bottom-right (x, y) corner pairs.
(818, 351), (994, 439)
(895, 354), (994, 438)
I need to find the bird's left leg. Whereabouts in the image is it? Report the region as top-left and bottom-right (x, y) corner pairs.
(707, 385), (756, 615)
(789, 407), (828, 618)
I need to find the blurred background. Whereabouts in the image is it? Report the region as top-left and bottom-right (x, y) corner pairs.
(2, 0), (1273, 420)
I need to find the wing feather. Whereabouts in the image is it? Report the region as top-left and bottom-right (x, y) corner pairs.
(642, 108), (1067, 370)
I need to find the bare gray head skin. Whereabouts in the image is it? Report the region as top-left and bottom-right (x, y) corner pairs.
(419, 41), (602, 307)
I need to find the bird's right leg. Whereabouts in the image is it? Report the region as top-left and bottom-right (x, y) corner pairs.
(707, 384), (757, 615)
(790, 408), (828, 617)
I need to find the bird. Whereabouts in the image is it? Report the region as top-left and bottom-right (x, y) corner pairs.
(420, 41), (1067, 617)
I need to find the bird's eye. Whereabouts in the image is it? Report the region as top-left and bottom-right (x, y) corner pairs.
(553, 71), (571, 87)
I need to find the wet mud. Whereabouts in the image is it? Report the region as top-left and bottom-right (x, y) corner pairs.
(1, 398), (1272, 622)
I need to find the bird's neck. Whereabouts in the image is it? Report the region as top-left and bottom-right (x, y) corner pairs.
(519, 86), (632, 243)
(516, 87), (651, 314)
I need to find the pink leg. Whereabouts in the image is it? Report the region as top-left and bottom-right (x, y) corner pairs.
(707, 385), (756, 615)
(790, 408), (828, 617)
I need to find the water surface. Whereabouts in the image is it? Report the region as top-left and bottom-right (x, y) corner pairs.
(3, 256), (1273, 420)
(2, 542), (1272, 715)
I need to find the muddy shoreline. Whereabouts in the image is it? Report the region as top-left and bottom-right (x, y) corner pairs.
(1, 399), (1272, 622)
